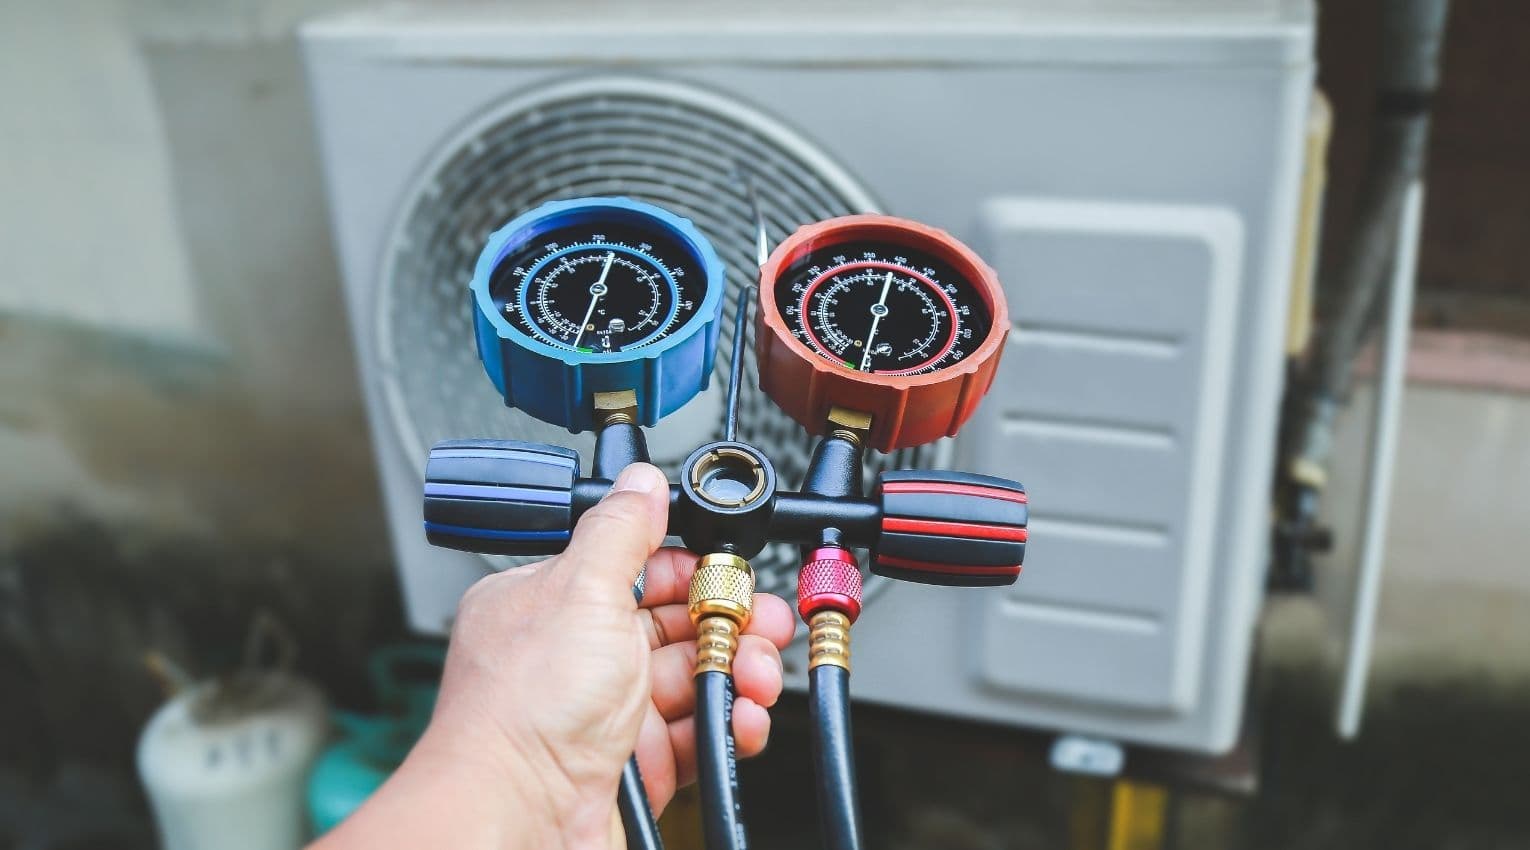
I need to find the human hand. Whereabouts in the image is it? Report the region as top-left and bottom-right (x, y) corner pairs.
(318, 463), (794, 849)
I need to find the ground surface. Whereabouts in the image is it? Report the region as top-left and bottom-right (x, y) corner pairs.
(738, 668), (1530, 849)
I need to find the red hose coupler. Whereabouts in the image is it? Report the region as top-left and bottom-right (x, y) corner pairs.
(797, 546), (863, 624)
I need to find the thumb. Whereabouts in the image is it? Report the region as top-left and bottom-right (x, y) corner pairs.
(555, 462), (670, 601)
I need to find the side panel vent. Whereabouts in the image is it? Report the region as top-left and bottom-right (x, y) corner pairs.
(971, 198), (1244, 713)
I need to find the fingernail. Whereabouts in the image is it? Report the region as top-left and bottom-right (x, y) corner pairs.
(612, 463), (663, 494)
(747, 640), (783, 674)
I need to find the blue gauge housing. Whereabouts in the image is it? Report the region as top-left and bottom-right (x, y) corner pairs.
(470, 197), (726, 432)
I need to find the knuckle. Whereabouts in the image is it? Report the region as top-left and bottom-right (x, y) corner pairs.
(575, 495), (651, 543)
(456, 561), (545, 619)
(456, 573), (495, 617)
(745, 632), (779, 655)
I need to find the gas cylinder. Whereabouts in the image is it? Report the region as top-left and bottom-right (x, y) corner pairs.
(306, 644), (443, 835)
(137, 670), (327, 850)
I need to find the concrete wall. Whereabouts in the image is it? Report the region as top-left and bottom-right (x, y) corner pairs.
(1326, 381), (1530, 685)
(1262, 374), (1530, 697)
(0, 0), (396, 784)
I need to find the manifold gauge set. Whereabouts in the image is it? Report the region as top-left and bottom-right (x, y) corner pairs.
(422, 196), (1029, 850)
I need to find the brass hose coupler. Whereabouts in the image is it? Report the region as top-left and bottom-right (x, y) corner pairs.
(694, 616), (742, 677)
(689, 552), (754, 676)
(807, 610), (852, 672)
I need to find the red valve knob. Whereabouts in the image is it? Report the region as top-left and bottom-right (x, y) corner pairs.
(872, 470), (1028, 587)
(797, 546), (864, 623)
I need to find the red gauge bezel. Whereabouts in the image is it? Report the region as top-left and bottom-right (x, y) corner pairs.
(756, 215), (1010, 452)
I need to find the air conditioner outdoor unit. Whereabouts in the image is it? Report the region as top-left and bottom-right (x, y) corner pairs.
(302, 0), (1315, 754)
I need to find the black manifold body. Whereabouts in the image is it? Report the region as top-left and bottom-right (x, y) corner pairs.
(424, 437), (1027, 587)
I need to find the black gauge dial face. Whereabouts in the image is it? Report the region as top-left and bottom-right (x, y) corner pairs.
(490, 219), (705, 354)
(774, 241), (993, 375)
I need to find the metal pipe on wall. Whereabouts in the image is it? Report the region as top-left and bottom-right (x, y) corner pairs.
(1278, 0), (1451, 589)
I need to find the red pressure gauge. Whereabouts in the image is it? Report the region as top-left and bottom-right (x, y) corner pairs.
(756, 215), (1010, 452)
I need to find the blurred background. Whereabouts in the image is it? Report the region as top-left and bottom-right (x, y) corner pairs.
(1, 1), (1526, 848)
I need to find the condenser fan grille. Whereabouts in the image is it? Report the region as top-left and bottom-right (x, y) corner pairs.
(379, 75), (944, 597)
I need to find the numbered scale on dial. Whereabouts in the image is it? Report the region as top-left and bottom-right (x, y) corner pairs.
(471, 197), (725, 431)
(775, 242), (992, 375)
(491, 219), (706, 355)
(757, 215), (1010, 452)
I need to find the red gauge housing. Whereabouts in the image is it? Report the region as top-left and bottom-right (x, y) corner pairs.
(756, 215), (1010, 452)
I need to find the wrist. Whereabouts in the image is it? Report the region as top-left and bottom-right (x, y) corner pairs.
(410, 706), (621, 850)
(413, 719), (560, 846)
(314, 716), (555, 850)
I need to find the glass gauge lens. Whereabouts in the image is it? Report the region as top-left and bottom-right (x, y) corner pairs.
(490, 219), (705, 353)
(775, 241), (993, 375)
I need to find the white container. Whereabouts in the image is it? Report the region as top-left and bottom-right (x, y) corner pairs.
(137, 672), (328, 850)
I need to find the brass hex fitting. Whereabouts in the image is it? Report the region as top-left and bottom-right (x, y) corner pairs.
(592, 389), (639, 427)
(689, 552), (755, 677)
(826, 405), (872, 447)
(808, 610), (851, 672)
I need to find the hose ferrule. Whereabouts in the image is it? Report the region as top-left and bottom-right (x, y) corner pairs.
(695, 615), (742, 676)
(808, 610), (852, 672)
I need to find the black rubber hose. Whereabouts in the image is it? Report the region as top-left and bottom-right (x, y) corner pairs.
(619, 757), (664, 850)
(696, 670), (748, 849)
(809, 664), (863, 850)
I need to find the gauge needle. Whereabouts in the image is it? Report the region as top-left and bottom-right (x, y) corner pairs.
(859, 271), (894, 371)
(572, 251), (615, 349)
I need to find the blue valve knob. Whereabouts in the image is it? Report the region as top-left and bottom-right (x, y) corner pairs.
(423, 439), (580, 556)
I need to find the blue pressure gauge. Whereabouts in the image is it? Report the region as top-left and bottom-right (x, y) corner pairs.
(470, 197), (726, 431)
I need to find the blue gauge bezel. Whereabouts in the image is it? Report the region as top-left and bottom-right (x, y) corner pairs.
(469, 197), (727, 432)
(471, 197), (723, 367)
